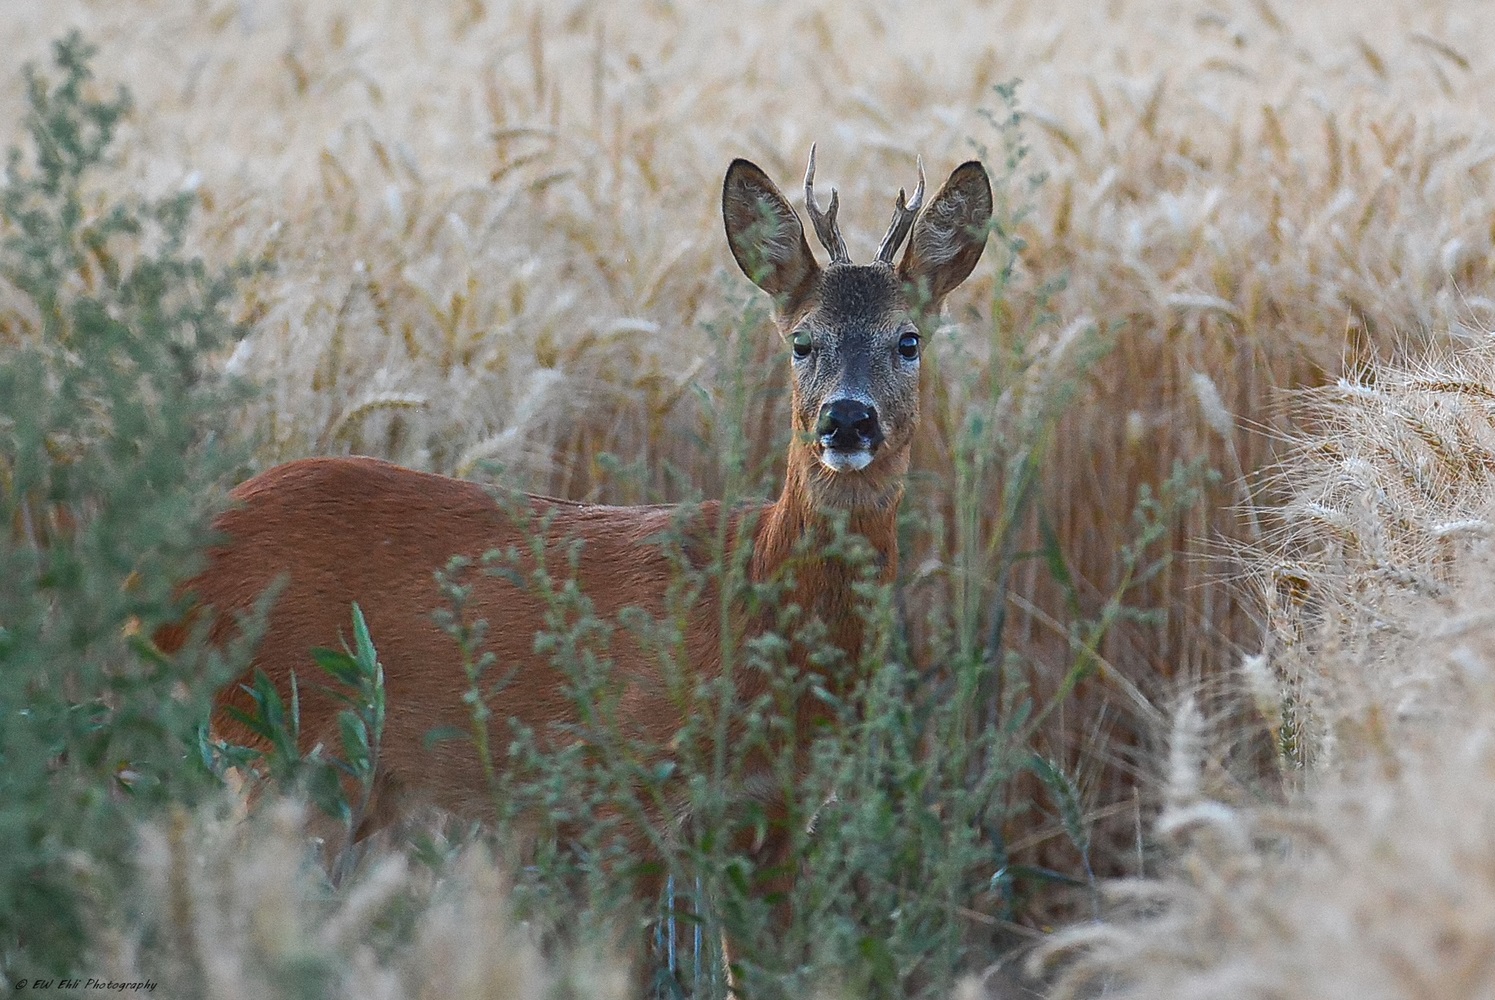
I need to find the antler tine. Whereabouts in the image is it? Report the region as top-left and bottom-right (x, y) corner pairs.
(875, 155), (926, 265)
(804, 143), (850, 264)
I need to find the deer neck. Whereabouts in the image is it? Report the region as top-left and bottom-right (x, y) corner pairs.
(748, 442), (905, 661)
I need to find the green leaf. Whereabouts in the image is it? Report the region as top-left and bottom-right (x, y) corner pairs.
(337, 710), (371, 777)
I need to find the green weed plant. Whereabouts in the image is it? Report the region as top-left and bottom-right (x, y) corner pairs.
(0, 33), (256, 977)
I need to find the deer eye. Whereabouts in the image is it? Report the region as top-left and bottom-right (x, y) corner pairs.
(791, 330), (813, 358)
(897, 332), (921, 360)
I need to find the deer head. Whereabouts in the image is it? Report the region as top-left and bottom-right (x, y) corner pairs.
(723, 147), (993, 510)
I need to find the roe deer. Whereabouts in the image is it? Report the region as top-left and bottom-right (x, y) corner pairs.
(169, 147), (992, 891)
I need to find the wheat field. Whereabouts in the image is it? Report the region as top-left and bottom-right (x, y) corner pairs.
(9, 0), (1495, 994)
(1035, 340), (1495, 998)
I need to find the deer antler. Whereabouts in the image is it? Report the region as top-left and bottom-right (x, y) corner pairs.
(803, 144), (850, 264)
(875, 156), (926, 265)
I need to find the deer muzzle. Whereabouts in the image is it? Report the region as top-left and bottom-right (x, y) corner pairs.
(816, 398), (883, 472)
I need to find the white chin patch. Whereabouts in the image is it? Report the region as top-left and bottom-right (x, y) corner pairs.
(819, 449), (874, 473)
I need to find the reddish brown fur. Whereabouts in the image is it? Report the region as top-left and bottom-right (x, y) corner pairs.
(169, 153), (992, 884)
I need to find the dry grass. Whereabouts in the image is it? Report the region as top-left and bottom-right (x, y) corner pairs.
(93, 797), (631, 1000)
(1034, 340), (1495, 998)
(1035, 680), (1495, 999)
(1260, 345), (1495, 764)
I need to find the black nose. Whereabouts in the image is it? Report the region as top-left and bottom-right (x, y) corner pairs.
(816, 398), (883, 450)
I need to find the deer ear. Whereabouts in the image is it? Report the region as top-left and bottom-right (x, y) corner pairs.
(723, 159), (820, 309)
(897, 161), (992, 307)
